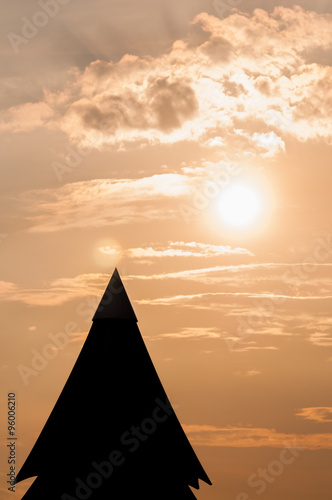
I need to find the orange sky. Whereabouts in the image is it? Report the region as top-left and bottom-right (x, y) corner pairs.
(1, 1), (332, 499)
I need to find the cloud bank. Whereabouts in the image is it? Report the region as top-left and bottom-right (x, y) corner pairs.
(3, 7), (332, 152)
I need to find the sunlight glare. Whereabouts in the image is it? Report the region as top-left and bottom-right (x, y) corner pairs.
(218, 185), (261, 226)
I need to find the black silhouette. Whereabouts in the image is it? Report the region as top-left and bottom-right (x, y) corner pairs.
(16, 269), (212, 499)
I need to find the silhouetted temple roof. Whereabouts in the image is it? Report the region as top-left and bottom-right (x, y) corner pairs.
(93, 268), (137, 321)
(16, 268), (211, 499)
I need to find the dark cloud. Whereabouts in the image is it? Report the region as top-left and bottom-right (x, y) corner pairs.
(223, 78), (247, 97)
(148, 78), (198, 131)
(76, 77), (198, 134)
(254, 77), (271, 96)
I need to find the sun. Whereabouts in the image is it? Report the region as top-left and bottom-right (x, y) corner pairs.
(217, 184), (261, 226)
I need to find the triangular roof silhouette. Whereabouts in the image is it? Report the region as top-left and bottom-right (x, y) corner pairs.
(93, 268), (137, 321)
(16, 269), (212, 499)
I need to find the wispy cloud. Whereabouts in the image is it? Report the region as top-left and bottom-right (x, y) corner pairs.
(128, 262), (332, 282)
(296, 407), (332, 423)
(21, 175), (191, 232)
(0, 102), (53, 133)
(3, 261), (332, 316)
(182, 424), (332, 449)
(161, 327), (221, 339)
(234, 370), (262, 377)
(97, 241), (252, 267)
(126, 241), (253, 260)
(308, 332), (332, 346)
(136, 291), (332, 307)
(230, 346), (279, 353)
(0, 274), (106, 306)
(127, 263), (284, 282)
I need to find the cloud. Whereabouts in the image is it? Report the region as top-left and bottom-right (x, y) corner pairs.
(253, 131), (285, 157)
(3, 259), (332, 323)
(0, 281), (18, 295)
(126, 241), (253, 260)
(0, 275), (267, 308)
(51, 60), (203, 148)
(128, 262), (332, 282)
(161, 327), (221, 339)
(135, 290), (332, 307)
(296, 407), (332, 423)
(77, 76), (198, 134)
(68, 7), (330, 147)
(0, 102), (53, 133)
(234, 370), (262, 376)
(4, 7), (332, 149)
(0, 274), (107, 306)
(135, 293), (207, 306)
(135, 291), (253, 307)
(21, 174), (191, 232)
(292, 316), (332, 346)
(127, 263), (282, 282)
(182, 424), (332, 450)
(308, 332), (332, 346)
(17, 159), (256, 232)
(228, 345), (279, 353)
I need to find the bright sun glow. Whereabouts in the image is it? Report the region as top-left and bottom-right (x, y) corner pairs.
(218, 185), (261, 226)
(93, 239), (122, 267)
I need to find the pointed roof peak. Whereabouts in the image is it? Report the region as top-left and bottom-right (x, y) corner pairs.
(93, 268), (137, 321)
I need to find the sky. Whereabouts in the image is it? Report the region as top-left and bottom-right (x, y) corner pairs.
(1, 0), (332, 498)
